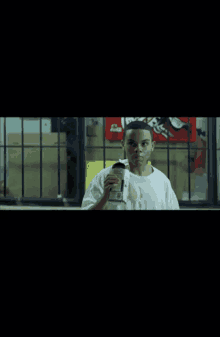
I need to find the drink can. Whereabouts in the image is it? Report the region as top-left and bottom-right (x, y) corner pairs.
(109, 163), (126, 203)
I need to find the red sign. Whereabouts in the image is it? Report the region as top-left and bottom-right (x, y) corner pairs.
(105, 117), (197, 143)
(105, 117), (124, 141)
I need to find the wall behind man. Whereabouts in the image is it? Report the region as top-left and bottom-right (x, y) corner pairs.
(83, 117), (215, 203)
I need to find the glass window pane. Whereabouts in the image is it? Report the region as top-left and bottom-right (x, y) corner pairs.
(23, 148), (40, 198)
(3, 117), (68, 146)
(169, 150), (189, 201)
(0, 146), (10, 198)
(190, 117), (208, 201)
(195, 117), (208, 145)
(151, 149), (168, 179)
(167, 145), (208, 201)
(7, 146), (22, 199)
(42, 148), (67, 199)
(4, 147), (67, 200)
(5, 117), (41, 146)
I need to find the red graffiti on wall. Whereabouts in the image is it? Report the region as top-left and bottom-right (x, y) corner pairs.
(105, 117), (197, 143)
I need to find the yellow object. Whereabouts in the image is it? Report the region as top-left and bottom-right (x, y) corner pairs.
(85, 160), (152, 191)
(86, 161), (115, 190)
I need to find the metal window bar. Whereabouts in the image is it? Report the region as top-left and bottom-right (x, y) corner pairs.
(40, 117), (42, 198)
(58, 117), (61, 198)
(124, 118), (126, 159)
(4, 117), (6, 198)
(167, 119), (170, 181)
(188, 116), (191, 201)
(208, 117), (218, 205)
(21, 117), (24, 199)
(103, 117), (106, 169)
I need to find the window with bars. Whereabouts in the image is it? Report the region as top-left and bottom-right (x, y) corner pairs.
(0, 117), (85, 207)
(0, 117), (219, 208)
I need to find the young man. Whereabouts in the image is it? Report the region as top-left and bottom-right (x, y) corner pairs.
(81, 121), (180, 210)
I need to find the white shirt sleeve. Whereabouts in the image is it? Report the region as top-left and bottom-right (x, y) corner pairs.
(166, 181), (180, 210)
(81, 172), (105, 210)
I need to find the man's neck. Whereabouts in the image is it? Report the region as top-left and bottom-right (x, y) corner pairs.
(129, 163), (153, 177)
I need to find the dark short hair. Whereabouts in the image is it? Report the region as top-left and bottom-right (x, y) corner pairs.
(123, 121), (154, 142)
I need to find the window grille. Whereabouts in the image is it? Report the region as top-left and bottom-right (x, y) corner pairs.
(0, 117), (85, 207)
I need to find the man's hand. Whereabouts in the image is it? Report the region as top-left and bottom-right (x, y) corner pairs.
(103, 174), (120, 200)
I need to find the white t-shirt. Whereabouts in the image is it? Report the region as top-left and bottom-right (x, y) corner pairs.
(81, 159), (180, 210)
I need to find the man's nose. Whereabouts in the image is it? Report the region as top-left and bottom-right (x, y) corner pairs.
(135, 144), (144, 152)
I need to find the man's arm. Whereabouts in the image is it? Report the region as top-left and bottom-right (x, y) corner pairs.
(90, 193), (109, 210)
(81, 172), (109, 210)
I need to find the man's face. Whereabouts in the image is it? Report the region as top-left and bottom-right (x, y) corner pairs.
(121, 129), (156, 168)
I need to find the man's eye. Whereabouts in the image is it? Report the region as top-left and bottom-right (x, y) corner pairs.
(128, 142), (148, 146)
